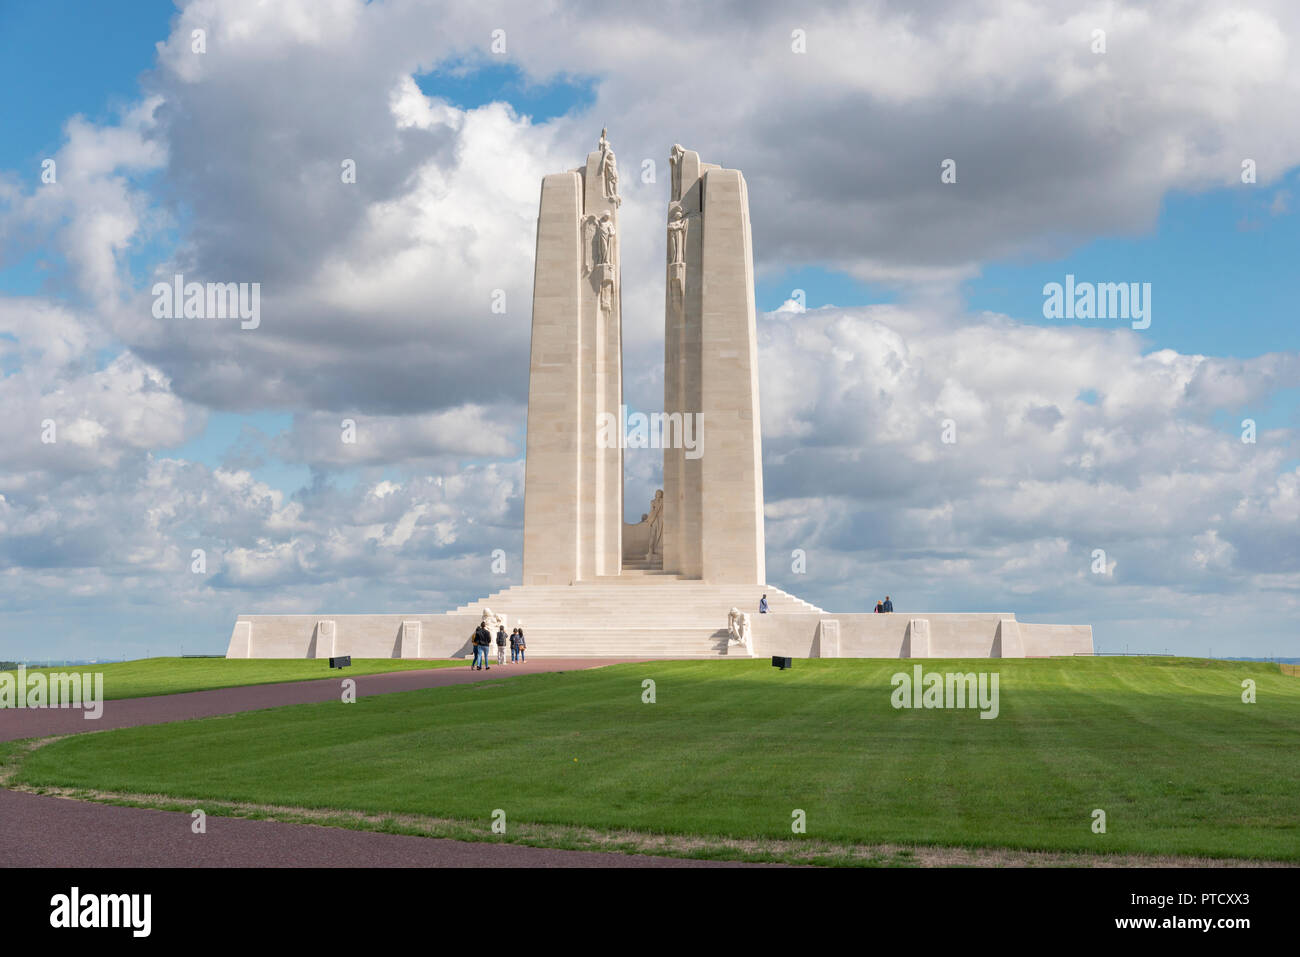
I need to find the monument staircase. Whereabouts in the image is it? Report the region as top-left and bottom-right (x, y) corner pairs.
(450, 572), (824, 657)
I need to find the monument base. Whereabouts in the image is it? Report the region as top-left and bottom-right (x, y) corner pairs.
(225, 574), (1092, 659)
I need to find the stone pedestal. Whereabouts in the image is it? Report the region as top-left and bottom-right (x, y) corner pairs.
(905, 618), (931, 658)
(816, 619), (841, 658)
(995, 618), (1024, 658)
(311, 619), (336, 659)
(400, 620), (422, 659)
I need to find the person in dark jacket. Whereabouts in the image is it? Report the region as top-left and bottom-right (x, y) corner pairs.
(509, 628), (521, 662)
(874, 600), (883, 614)
(496, 625), (508, 665)
(471, 623), (490, 669)
(882, 596), (894, 613)
(516, 627), (526, 662)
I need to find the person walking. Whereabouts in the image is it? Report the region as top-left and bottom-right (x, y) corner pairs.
(471, 621), (490, 669)
(496, 625), (508, 665)
(759, 594), (768, 614)
(883, 595), (894, 613)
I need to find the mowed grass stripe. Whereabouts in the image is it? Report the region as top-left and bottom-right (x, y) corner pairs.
(0, 657), (463, 701)
(13, 658), (1300, 861)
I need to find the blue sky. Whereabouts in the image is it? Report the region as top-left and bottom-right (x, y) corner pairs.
(0, 1), (177, 170)
(2, 0), (1298, 660)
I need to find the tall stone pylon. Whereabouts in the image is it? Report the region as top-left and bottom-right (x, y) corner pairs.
(522, 130), (624, 584)
(663, 146), (766, 584)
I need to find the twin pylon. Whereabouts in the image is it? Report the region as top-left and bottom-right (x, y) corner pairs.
(522, 134), (765, 585)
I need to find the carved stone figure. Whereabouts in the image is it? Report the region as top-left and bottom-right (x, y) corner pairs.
(594, 213), (616, 265)
(481, 608), (507, 633)
(727, 607), (753, 651)
(727, 606), (743, 642)
(645, 488), (664, 560)
(582, 212), (618, 305)
(669, 143), (685, 201)
(599, 128), (621, 207)
(667, 203), (688, 265)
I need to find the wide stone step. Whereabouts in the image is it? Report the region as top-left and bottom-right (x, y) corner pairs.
(455, 613), (813, 623)
(451, 584), (826, 618)
(456, 590), (809, 601)
(471, 607), (813, 612)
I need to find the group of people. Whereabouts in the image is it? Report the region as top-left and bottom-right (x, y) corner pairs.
(470, 622), (527, 669)
(874, 595), (894, 613)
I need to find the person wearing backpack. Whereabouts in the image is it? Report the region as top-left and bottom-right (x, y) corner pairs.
(496, 625), (508, 665)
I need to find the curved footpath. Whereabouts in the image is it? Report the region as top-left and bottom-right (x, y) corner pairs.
(1, 658), (763, 867)
(0, 658), (641, 742)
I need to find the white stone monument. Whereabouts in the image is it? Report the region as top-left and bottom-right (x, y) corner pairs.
(227, 133), (1093, 661)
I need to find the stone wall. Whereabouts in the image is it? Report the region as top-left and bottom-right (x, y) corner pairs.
(226, 614), (482, 660)
(750, 613), (1093, 659)
(623, 520), (651, 562)
(227, 610), (1093, 659)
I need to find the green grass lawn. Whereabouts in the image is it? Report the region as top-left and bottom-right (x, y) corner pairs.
(12, 657), (1300, 862)
(0, 657), (462, 702)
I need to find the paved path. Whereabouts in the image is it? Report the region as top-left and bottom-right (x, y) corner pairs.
(0, 789), (750, 867)
(1, 658), (766, 867)
(0, 658), (643, 742)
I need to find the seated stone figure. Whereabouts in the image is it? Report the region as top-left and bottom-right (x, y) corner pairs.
(727, 607), (753, 652)
(481, 608), (507, 634)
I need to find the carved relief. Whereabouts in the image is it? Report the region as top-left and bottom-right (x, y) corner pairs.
(594, 213), (616, 266)
(583, 212), (617, 275)
(667, 203), (688, 265)
(580, 211), (617, 314)
(666, 201), (694, 311)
